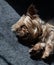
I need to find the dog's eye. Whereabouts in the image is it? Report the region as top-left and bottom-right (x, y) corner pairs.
(21, 25), (27, 29)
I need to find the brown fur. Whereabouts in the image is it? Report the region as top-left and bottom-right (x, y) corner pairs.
(11, 5), (54, 59)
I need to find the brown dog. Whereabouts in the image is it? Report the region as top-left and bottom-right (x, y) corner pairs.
(11, 5), (54, 59)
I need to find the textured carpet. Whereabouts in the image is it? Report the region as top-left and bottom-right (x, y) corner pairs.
(0, 0), (54, 65)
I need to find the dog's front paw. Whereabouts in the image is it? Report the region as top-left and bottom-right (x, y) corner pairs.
(42, 51), (50, 59)
(29, 43), (45, 55)
(42, 44), (53, 59)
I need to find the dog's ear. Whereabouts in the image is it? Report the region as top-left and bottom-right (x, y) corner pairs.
(27, 4), (38, 16)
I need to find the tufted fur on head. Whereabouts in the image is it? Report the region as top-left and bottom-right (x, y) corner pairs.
(11, 4), (44, 39)
(11, 4), (54, 59)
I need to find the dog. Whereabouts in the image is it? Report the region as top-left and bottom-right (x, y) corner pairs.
(11, 5), (54, 59)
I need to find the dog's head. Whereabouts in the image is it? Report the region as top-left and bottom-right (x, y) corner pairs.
(11, 5), (42, 40)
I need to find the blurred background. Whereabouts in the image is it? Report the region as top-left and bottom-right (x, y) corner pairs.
(6, 0), (54, 20)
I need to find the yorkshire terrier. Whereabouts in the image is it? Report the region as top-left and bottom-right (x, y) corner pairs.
(11, 5), (54, 59)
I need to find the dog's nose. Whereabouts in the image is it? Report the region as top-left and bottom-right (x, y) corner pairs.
(16, 29), (25, 37)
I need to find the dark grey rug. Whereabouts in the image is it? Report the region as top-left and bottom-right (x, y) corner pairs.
(0, 0), (54, 65)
